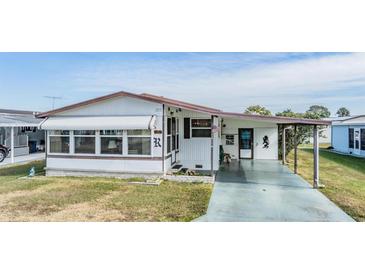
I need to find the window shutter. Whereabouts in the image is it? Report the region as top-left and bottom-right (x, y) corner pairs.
(349, 128), (354, 149)
(184, 118), (190, 139)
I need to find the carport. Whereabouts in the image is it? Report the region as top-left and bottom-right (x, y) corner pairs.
(219, 113), (331, 188)
(197, 160), (353, 222)
(195, 117), (350, 222)
(277, 119), (331, 188)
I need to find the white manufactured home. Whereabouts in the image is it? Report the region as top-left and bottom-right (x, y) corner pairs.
(37, 91), (329, 178)
(331, 115), (365, 157)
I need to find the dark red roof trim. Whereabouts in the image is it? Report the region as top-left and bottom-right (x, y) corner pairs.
(37, 91), (330, 125)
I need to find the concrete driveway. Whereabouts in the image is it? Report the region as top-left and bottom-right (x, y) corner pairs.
(0, 153), (45, 168)
(197, 160), (353, 222)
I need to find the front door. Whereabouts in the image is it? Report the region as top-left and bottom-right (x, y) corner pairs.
(239, 128), (254, 159)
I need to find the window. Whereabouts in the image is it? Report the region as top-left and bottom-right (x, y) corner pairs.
(74, 130), (96, 154)
(184, 118), (190, 139)
(127, 130), (151, 155)
(191, 119), (211, 138)
(167, 118), (172, 153)
(355, 130), (360, 149)
(172, 117), (176, 150)
(361, 129), (365, 150)
(176, 118), (179, 150)
(100, 130), (123, 155)
(226, 135), (234, 145)
(49, 130), (70, 153)
(349, 128), (354, 149)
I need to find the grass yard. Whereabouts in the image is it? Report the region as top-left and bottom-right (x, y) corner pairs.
(287, 147), (365, 221)
(0, 161), (212, 222)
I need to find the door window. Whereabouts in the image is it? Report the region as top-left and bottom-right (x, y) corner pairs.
(240, 130), (252, 149)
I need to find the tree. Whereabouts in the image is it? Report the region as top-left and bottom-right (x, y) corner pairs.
(336, 107), (350, 117)
(276, 109), (308, 160)
(276, 105), (329, 161)
(305, 105), (331, 119)
(244, 105), (272, 116)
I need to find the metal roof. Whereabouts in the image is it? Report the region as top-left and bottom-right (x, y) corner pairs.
(0, 108), (37, 115)
(0, 114), (43, 127)
(37, 91), (330, 126)
(332, 115), (365, 126)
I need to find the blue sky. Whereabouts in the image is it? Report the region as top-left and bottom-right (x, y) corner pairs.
(0, 52), (364, 115)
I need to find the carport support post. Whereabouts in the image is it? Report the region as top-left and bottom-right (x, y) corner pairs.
(10, 126), (14, 163)
(313, 125), (319, 188)
(294, 125), (298, 174)
(282, 125), (286, 165)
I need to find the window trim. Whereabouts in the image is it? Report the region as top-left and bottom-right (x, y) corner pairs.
(99, 130), (124, 156)
(127, 130), (152, 156)
(74, 130), (96, 155)
(191, 118), (212, 138)
(48, 131), (71, 154)
(48, 129), (154, 158)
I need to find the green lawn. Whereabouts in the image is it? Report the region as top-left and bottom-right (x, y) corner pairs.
(0, 161), (212, 221)
(287, 148), (365, 221)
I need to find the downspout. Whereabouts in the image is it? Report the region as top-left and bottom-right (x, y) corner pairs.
(38, 117), (48, 129)
(148, 115), (157, 130)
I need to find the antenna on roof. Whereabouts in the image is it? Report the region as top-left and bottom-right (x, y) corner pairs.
(44, 96), (62, 110)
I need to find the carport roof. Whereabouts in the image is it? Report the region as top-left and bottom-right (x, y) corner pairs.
(37, 91), (330, 126)
(0, 114), (42, 127)
(218, 112), (331, 125)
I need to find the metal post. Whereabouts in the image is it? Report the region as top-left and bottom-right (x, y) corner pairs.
(313, 125), (319, 188)
(10, 126), (15, 163)
(294, 125), (298, 174)
(282, 125), (286, 165)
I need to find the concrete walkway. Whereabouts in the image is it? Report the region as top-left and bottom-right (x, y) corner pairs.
(197, 160), (353, 222)
(0, 153), (45, 168)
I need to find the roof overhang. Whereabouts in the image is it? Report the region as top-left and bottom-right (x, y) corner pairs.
(218, 112), (331, 126)
(0, 116), (42, 128)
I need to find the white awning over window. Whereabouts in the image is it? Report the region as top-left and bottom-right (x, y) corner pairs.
(40, 116), (157, 130)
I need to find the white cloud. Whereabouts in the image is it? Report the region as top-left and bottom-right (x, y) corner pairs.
(72, 53), (365, 114)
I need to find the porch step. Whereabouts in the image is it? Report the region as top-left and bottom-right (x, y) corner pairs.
(171, 164), (183, 174)
(172, 164), (183, 170)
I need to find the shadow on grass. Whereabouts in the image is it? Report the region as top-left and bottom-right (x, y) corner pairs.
(301, 148), (365, 175)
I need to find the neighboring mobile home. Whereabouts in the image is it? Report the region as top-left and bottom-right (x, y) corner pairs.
(0, 109), (45, 162)
(37, 91), (329, 177)
(331, 115), (365, 157)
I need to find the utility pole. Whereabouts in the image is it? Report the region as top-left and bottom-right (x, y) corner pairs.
(44, 96), (62, 110)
